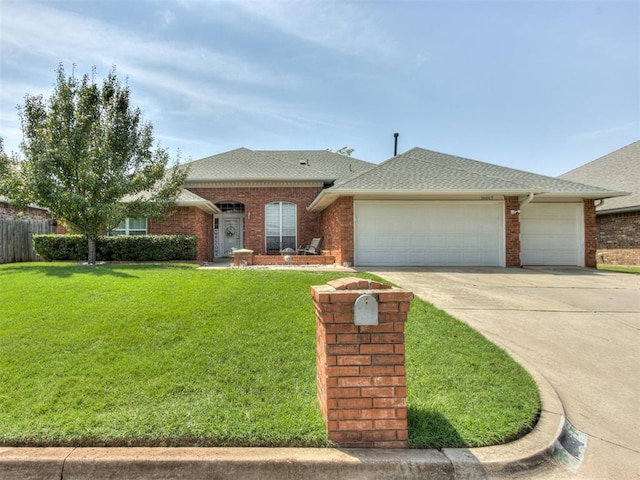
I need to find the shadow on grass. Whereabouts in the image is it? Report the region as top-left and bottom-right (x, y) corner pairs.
(408, 407), (468, 449)
(0, 263), (140, 279)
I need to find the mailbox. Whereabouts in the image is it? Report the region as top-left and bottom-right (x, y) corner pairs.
(354, 294), (378, 326)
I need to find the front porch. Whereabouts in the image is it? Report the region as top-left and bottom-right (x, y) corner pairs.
(231, 249), (337, 267)
(253, 254), (336, 266)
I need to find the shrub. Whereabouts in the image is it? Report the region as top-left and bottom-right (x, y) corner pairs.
(33, 234), (197, 262)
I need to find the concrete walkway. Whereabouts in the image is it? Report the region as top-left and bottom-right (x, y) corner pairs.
(368, 266), (640, 479)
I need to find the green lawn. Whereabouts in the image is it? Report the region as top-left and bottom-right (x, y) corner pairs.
(0, 263), (539, 448)
(597, 264), (640, 275)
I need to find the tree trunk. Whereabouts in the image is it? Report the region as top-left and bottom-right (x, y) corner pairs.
(87, 235), (97, 265)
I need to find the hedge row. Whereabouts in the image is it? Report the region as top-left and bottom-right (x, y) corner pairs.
(33, 234), (198, 262)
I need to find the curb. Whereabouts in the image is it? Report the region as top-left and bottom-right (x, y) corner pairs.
(0, 366), (564, 480)
(443, 351), (565, 479)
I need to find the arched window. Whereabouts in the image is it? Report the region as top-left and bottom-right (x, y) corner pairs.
(265, 202), (296, 253)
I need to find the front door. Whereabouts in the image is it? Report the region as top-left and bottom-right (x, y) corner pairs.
(221, 216), (243, 256)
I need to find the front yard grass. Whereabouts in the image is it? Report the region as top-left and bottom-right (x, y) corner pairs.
(0, 263), (539, 448)
(597, 264), (640, 275)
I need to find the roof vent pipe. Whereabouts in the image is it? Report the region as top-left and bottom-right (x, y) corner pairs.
(520, 192), (535, 207)
(393, 133), (399, 156)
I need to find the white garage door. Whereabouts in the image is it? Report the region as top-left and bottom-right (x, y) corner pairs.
(520, 203), (584, 266)
(354, 200), (504, 266)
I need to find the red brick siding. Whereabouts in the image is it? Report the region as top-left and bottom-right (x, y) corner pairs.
(505, 197), (521, 267)
(252, 254), (335, 265)
(583, 199), (597, 268)
(320, 196), (354, 266)
(596, 210), (640, 266)
(0, 202), (51, 221)
(597, 248), (640, 266)
(148, 207), (213, 261)
(188, 186), (323, 255)
(598, 211), (639, 248)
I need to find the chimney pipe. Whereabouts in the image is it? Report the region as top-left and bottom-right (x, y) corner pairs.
(393, 133), (399, 156)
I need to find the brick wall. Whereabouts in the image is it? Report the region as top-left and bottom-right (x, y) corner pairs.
(598, 211), (639, 248)
(148, 207), (213, 261)
(0, 202), (51, 221)
(311, 277), (412, 448)
(583, 199), (597, 268)
(189, 186), (323, 255)
(320, 196), (354, 266)
(596, 210), (640, 265)
(504, 197), (521, 267)
(597, 248), (640, 266)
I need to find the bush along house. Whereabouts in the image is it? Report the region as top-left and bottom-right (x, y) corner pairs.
(136, 147), (626, 268)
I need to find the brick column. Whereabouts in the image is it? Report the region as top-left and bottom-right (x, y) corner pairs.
(505, 196), (521, 267)
(311, 277), (413, 448)
(233, 248), (253, 267)
(583, 199), (597, 268)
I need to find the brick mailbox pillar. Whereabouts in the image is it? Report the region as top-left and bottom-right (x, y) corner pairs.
(310, 277), (413, 448)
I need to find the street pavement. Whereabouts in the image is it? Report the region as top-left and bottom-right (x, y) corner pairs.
(368, 266), (640, 479)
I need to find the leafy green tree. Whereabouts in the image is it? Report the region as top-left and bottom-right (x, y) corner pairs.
(0, 138), (8, 189)
(4, 64), (188, 264)
(0, 138), (22, 203)
(326, 146), (354, 157)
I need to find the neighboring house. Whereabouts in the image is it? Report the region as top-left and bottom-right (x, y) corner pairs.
(0, 195), (51, 221)
(146, 147), (624, 268)
(559, 141), (639, 266)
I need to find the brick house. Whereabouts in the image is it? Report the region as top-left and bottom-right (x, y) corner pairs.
(0, 195), (52, 221)
(135, 147), (624, 268)
(560, 141), (639, 266)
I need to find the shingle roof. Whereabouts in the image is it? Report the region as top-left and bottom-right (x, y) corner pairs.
(333, 147), (622, 193)
(176, 189), (219, 214)
(121, 188), (219, 214)
(0, 195), (48, 211)
(185, 148), (373, 183)
(309, 147), (626, 211)
(559, 141), (639, 213)
(257, 150), (374, 182)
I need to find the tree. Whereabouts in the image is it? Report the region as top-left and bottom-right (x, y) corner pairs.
(0, 138), (8, 188)
(0, 137), (22, 203)
(326, 146), (354, 157)
(4, 64), (188, 264)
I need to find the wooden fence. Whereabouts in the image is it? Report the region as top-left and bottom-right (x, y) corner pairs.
(0, 219), (57, 264)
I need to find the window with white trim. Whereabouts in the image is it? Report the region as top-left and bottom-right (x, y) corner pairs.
(265, 202), (296, 253)
(110, 217), (147, 235)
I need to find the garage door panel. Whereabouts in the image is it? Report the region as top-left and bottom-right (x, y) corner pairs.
(354, 200), (504, 267)
(520, 204), (583, 266)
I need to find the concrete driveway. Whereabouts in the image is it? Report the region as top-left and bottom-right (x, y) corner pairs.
(367, 266), (640, 479)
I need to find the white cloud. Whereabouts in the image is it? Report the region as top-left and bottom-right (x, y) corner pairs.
(227, 0), (393, 57)
(0, 0), (315, 153)
(0, 1), (297, 87)
(569, 121), (639, 143)
(156, 9), (176, 27)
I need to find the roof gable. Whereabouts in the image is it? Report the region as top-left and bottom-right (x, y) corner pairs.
(309, 147), (626, 211)
(559, 141), (639, 213)
(257, 150), (374, 182)
(186, 148), (373, 183)
(332, 147), (620, 194)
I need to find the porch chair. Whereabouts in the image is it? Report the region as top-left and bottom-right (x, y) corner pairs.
(298, 237), (323, 255)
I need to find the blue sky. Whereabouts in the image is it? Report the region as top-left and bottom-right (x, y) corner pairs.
(1, 0), (638, 176)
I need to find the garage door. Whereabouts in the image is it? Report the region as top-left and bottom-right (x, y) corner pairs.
(520, 203), (583, 266)
(354, 200), (504, 266)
